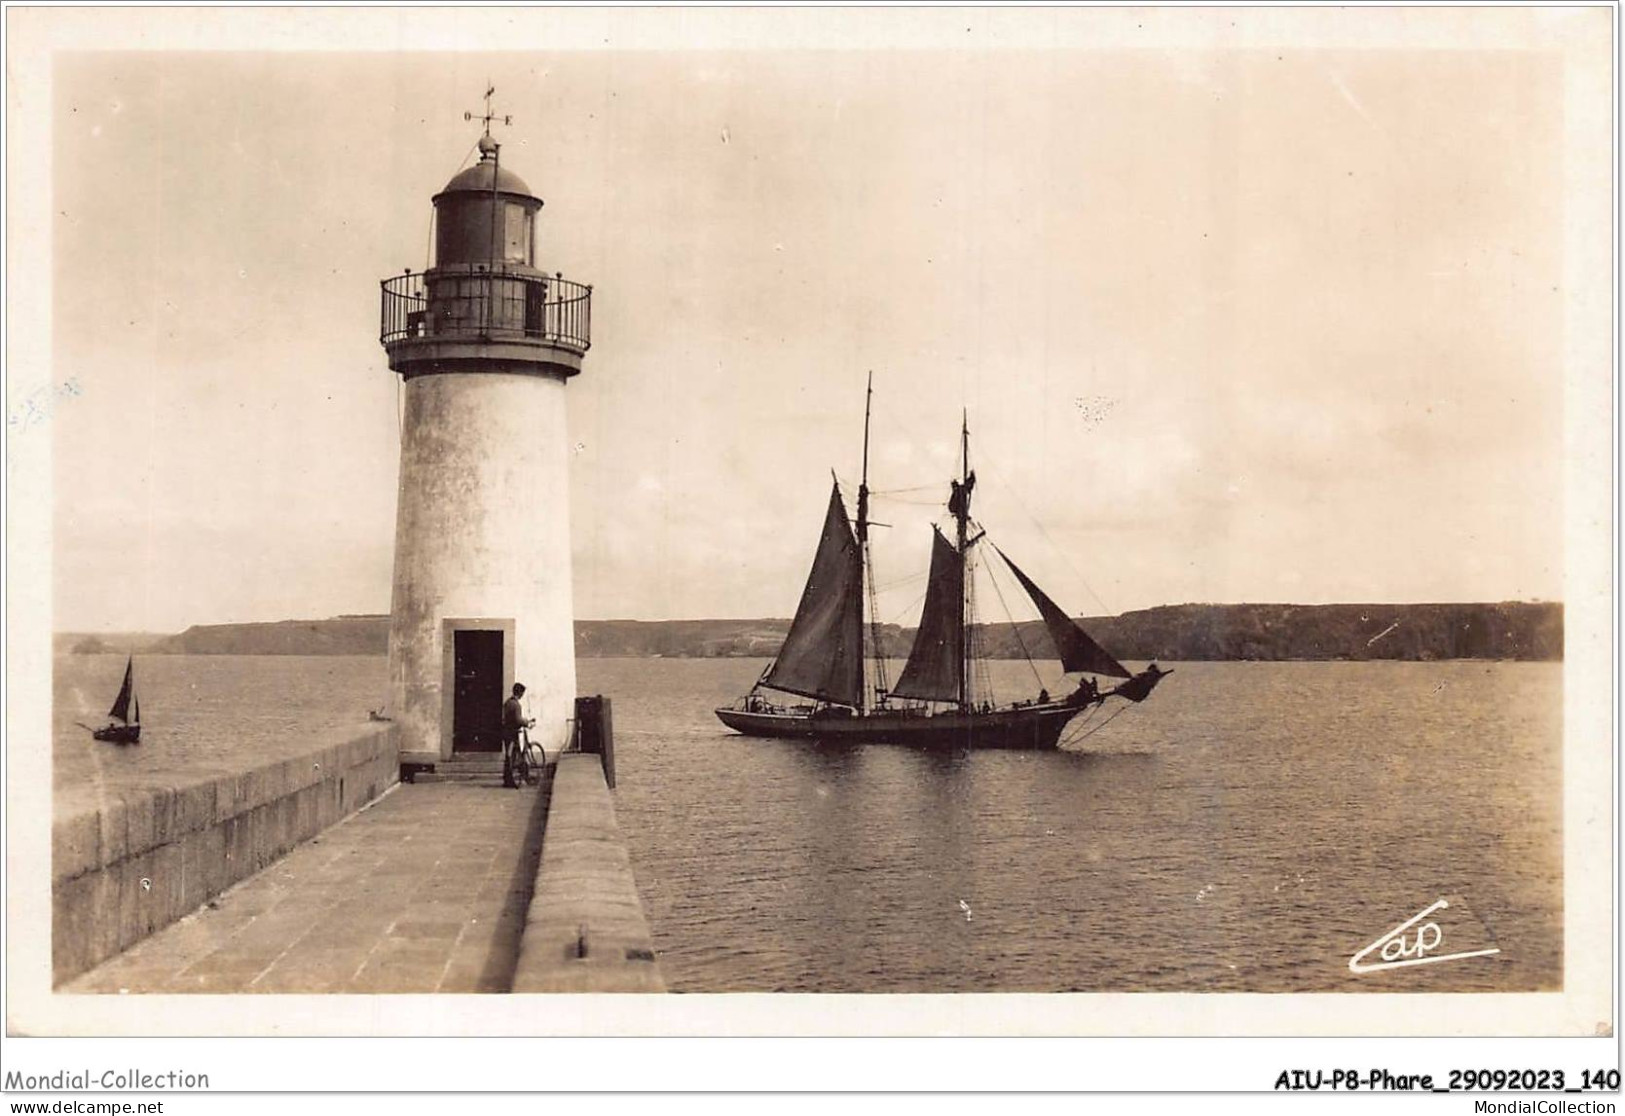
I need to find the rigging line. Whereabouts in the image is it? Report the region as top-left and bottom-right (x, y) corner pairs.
(964, 547), (991, 708)
(884, 587), (929, 627)
(1057, 703), (1109, 749)
(874, 569), (928, 592)
(1057, 706), (1101, 748)
(871, 484), (942, 496)
(862, 539), (891, 706)
(1066, 701), (1132, 745)
(874, 493), (954, 507)
(983, 551), (1047, 692)
(449, 136), (482, 179)
(866, 387), (971, 492)
(423, 205), (436, 275)
(427, 137), (481, 271)
(970, 439), (1117, 618)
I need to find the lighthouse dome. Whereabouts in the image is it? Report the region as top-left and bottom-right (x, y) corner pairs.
(437, 156), (537, 201)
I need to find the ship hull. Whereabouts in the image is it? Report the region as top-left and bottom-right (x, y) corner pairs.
(92, 723), (140, 745)
(714, 702), (1085, 750)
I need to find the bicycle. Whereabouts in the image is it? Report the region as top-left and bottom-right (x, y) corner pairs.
(509, 725), (547, 787)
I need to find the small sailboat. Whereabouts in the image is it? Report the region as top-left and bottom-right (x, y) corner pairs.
(92, 656), (141, 744)
(716, 378), (1169, 750)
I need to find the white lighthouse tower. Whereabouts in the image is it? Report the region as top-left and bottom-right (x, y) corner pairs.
(379, 100), (590, 771)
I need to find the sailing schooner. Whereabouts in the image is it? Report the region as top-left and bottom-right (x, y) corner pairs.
(716, 380), (1168, 750)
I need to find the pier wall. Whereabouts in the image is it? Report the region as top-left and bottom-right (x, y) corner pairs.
(52, 724), (399, 985)
(512, 752), (665, 992)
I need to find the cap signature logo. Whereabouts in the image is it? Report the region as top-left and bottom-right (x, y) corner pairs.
(1349, 898), (1501, 974)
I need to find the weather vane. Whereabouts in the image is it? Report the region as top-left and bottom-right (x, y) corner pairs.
(465, 84), (512, 138)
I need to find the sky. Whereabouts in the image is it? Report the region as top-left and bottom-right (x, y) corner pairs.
(43, 21), (1569, 632)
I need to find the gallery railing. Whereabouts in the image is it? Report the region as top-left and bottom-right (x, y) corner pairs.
(380, 270), (592, 353)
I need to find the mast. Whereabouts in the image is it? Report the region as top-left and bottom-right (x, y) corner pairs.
(856, 373), (889, 711)
(859, 376), (872, 533)
(956, 412), (970, 711)
(893, 410), (977, 709)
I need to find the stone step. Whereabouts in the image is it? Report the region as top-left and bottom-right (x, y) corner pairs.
(413, 753), (531, 785)
(413, 772), (517, 785)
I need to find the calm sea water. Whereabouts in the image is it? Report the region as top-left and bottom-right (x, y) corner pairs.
(54, 654), (1562, 993)
(52, 655), (390, 818)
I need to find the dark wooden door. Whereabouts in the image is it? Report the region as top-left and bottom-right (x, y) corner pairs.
(452, 630), (504, 752)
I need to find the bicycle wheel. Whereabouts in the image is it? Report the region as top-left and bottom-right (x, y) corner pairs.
(511, 742), (531, 787)
(521, 743), (544, 785)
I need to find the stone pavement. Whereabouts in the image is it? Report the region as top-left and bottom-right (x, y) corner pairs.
(63, 773), (552, 994)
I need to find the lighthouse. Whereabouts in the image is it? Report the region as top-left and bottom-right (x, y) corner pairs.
(379, 103), (591, 770)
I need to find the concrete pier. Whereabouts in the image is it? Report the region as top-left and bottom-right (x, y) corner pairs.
(53, 724), (398, 985)
(60, 744), (664, 994)
(512, 753), (664, 992)
(63, 777), (550, 993)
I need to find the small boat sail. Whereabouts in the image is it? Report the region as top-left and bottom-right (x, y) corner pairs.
(716, 379), (1168, 750)
(92, 656), (142, 744)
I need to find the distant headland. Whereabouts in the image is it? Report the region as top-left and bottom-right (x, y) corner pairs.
(60, 601), (1561, 662)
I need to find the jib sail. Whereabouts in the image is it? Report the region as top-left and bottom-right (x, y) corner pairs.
(997, 548), (1131, 679)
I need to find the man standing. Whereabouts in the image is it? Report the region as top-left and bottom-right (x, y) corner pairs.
(501, 682), (532, 789)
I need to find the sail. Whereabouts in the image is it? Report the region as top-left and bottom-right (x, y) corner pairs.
(1110, 665), (1169, 703)
(762, 482), (865, 707)
(996, 548), (1131, 679)
(892, 527), (966, 703)
(108, 657), (137, 723)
